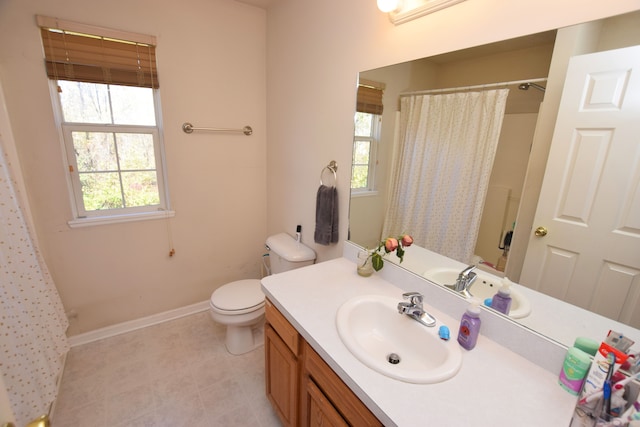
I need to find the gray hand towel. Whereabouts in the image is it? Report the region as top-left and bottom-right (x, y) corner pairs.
(314, 185), (339, 245)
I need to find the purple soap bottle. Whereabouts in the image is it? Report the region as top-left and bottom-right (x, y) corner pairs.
(457, 299), (481, 350)
(491, 277), (513, 315)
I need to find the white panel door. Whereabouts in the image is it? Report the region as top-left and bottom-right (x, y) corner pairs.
(520, 45), (640, 328)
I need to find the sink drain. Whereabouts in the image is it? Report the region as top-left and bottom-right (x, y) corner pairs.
(387, 353), (401, 364)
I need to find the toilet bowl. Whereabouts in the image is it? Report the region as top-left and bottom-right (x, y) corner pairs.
(209, 279), (265, 355)
(209, 233), (316, 355)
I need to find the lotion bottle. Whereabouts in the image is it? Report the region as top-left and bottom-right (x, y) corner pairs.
(558, 346), (591, 395)
(457, 299), (481, 350)
(491, 277), (513, 315)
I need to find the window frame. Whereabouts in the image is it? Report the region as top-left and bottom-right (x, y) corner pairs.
(49, 80), (173, 228)
(351, 111), (381, 196)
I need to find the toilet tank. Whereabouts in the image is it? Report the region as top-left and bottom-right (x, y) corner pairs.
(266, 233), (316, 274)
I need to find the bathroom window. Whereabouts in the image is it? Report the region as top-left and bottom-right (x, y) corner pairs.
(352, 80), (384, 194)
(352, 112), (380, 192)
(38, 16), (172, 227)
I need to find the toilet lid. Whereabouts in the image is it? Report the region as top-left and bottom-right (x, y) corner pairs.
(211, 279), (264, 311)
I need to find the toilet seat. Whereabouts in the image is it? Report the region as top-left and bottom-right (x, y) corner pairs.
(210, 279), (264, 315)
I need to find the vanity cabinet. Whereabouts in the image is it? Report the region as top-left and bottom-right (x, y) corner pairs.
(300, 340), (382, 426)
(265, 298), (382, 427)
(265, 299), (300, 427)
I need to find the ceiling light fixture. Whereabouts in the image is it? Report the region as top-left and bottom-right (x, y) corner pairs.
(379, 0), (467, 25)
(377, 0), (402, 13)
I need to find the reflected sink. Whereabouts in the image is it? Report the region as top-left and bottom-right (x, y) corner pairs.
(423, 268), (531, 319)
(335, 294), (462, 384)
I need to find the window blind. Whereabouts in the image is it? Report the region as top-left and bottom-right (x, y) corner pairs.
(37, 16), (159, 89)
(356, 79), (384, 115)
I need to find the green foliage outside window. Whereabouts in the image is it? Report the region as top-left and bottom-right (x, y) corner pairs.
(352, 112), (378, 190)
(60, 81), (162, 213)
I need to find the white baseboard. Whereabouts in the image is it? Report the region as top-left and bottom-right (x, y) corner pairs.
(67, 300), (210, 347)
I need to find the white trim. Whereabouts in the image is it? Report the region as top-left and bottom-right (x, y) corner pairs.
(48, 79), (173, 224)
(35, 15), (157, 45)
(67, 300), (209, 347)
(68, 209), (175, 228)
(389, 0), (467, 25)
(350, 190), (379, 198)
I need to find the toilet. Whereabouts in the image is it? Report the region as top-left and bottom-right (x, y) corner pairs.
(209, 232), (316, 355)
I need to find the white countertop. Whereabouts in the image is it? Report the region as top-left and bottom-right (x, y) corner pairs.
(261, 257), (577, 427)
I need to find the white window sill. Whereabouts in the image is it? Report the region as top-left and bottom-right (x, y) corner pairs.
(350, 190), (379, 198)
(68, 210), (175, 228)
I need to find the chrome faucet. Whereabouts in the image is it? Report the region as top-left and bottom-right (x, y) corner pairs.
(446, 265), (477, 298)
(397, 292), (436, 327)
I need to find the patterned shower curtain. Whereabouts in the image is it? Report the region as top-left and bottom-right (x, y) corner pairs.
(382, 89), (509, 264)
(0, 136), (69, 425)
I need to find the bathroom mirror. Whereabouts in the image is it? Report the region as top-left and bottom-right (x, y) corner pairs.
(348, 10), (640, 348)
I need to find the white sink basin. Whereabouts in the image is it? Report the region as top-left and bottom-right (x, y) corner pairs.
(335, 294), (462, 384)
(423, 268), (531, 319)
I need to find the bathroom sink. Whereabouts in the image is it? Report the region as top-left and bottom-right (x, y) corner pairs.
(335, 294), (462, 384)
(423, 268), (532, 319)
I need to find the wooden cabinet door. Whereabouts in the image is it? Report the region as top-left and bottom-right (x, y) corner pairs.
(265, 324), (298, 427)
(264, 301), (381, 427)
(305, 378), (349, 427)
(302, 341), (383, 426)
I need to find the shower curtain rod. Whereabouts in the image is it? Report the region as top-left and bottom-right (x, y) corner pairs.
(399, 77), (547, 97)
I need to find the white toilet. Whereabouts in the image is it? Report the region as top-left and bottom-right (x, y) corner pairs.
(209, 232), (316, 355)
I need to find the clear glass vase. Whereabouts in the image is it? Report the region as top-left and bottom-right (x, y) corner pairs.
(357, 250), (374, 277)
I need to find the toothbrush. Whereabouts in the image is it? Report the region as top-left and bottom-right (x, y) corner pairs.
(579, 370), (640, 405)
(601, 353), (617, 422)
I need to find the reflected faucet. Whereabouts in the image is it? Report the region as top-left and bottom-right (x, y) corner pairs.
(397, 292), (436, 327)
(445, 265), (477, 298)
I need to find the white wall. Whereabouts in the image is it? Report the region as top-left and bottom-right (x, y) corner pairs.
(0, 0), (267, 335)
(265, 0), (640, 264)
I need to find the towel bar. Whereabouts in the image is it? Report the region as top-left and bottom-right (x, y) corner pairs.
(182, 122), (253, 136)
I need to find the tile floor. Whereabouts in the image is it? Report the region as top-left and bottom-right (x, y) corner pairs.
(52, 311), (282, 427)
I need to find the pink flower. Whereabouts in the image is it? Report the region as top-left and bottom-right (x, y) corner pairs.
(384, 237), (399, 252)
(401, 235), (413, 247)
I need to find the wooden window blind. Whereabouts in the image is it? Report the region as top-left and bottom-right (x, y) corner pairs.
(37, 16), (159, 88)
(356, 79), (385, 115)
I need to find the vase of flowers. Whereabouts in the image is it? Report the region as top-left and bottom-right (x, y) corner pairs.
(357, 234), (413, 276)
(357, 250), (375, 277)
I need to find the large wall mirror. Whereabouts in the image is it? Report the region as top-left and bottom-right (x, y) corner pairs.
(348, 10), (640, 348)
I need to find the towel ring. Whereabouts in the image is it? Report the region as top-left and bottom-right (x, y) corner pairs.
(320, 161), (338, 186)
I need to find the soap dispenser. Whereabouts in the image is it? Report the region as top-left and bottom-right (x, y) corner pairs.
(457, 299), (481, 350)
(491, 277), (513, 315)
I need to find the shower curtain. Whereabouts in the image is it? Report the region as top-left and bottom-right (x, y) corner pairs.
(0, 135), (69, 424)
(382, 89), (509, 263)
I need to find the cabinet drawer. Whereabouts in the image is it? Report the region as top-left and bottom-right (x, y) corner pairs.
(265, 298), (300, 355)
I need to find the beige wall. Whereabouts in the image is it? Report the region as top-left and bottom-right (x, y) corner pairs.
(0, 0), (267, 335)
(1, 0), (639, 336)
(475, 113), (538, 265)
